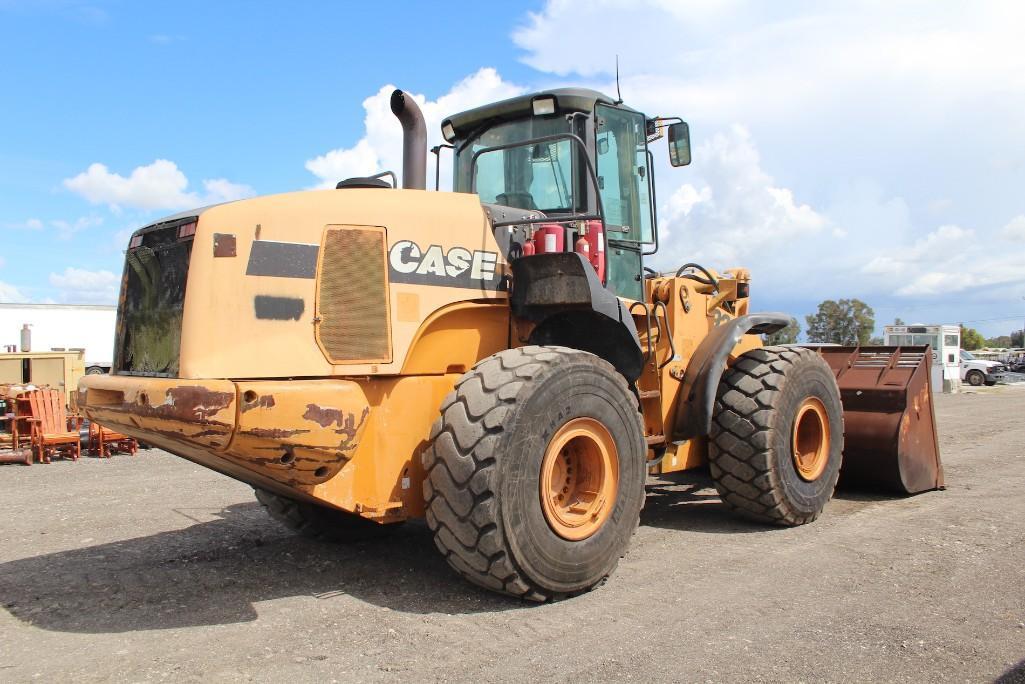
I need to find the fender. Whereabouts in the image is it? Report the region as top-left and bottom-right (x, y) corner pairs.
(673, 312), (790, 440)
(511, 252), (644, 381)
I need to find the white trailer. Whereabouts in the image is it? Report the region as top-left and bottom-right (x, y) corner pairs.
(884, 324), (960, 393)
(0, 303), (116, 374)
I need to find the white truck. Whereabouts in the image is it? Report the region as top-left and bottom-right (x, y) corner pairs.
(959, 349), (1006, 387)
(0, 303), (116, 374)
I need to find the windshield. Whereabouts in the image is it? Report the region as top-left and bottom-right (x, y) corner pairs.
(454, 117), (576, 209)
(960, 350), (975, 360)
(470, 139), (576, 212)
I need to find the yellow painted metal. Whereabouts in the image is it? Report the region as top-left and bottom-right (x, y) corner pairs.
(400, 301), (509, 375)
(232, 380), (371, 487)
(177, 190), (506, 380)
(313, 374), (460, 521)
(632, 269), (761, 474)
(79, 374), (236, 449)
(78, 369), (459, 523)
(74, 172), (785, 524)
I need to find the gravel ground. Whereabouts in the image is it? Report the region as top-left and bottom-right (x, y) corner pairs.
(1, 386), (1024, 683)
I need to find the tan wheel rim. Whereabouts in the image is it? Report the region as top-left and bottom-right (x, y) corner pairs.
(792, 397), (830, 482)
(539, 417), (619, 541)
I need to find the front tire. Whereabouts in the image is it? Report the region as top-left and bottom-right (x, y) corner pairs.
(966, 370), (985, 387)
(422, 346), (646, 601)
(709, 346), (844, 526)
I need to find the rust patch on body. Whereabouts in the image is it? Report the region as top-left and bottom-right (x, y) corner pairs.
(334, 406), (371, 451)
(118, 386), (234, 425)
(303, 403), (348, 428)
(242, 427), (311, 439)
(241, 395), (277, 413)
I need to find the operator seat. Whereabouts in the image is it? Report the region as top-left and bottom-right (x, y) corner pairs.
(495, 192), (538, 211)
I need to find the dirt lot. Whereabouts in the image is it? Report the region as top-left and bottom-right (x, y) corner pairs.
(2, 387), (1024, 683)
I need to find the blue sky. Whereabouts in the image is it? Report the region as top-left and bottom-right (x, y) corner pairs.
(2, 0), (1024, 338)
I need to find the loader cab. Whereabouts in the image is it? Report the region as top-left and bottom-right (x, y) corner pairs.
(444, 89), (674, 301)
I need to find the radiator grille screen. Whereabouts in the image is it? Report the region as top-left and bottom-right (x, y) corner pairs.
(316, 227), (391, 363)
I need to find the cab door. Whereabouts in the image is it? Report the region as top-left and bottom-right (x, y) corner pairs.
(595, 104), (654, 301)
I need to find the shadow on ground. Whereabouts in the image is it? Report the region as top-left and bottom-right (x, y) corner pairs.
(997, 660), (1025, 684)
(0, 501), (518, 634)
(0, 472), (903, 635)
(639, 470), (891, 534)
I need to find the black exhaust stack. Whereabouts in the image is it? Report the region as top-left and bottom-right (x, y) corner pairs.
(390, 89), (427, 190)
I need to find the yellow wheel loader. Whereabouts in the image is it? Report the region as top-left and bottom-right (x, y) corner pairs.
(78, 88), (943, 600)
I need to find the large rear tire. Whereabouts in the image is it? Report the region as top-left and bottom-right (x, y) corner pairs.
(254, 489), (399, 542)
(709, 346), (844, 526)
(422, 346), (647, 601)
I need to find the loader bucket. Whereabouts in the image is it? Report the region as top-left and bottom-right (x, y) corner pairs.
(813, 346), (943, 494)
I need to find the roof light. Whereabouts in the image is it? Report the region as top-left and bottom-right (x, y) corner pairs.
(531, 96), (557, 116)
(177, 221), (197, 239)
(128, 234), (143, 249)
(441, 121), (456, 143)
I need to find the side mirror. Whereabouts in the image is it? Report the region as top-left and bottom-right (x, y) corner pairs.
(667, 121), (691, 167)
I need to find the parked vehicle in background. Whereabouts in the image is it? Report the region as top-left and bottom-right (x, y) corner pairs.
(1006, 356), (1025, 374)
(0, 303), (115, 374)
(960, 349), (1006, 386)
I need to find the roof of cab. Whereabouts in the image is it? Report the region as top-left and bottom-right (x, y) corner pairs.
(443, 88), (635, 140)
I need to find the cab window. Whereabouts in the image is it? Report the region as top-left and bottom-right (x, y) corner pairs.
(472, 139), (577, 213)
(595, 104), (653, 243)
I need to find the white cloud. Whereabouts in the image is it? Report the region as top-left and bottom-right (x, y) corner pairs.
(860, 223), (1025, 296)
(202, 178), (256, 204)
(4, 215), (102, 239)
(506, 1), (1025, 334)
(51, 215), (103, 240)
(654, 125), (828, 269)
(512, 1), (1025, 124)
(64, 159), (255, 211)
(3, 218), (44, 230)
(0, 280), (28, 303)
(48, 267), (120, 304)
(1001, 215), (1025, 241)
(305, 140), (380, 189)
(305, 68), (526, 189)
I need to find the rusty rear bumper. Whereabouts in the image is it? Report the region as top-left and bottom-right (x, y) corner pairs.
(77, 374), (370, 492)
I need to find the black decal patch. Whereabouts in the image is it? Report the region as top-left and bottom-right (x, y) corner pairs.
(246, 241), (319, 279)
(388, 240), (505, 290)
(254, 295), (305, 321)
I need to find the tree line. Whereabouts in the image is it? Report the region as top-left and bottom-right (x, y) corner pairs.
(765, 299), (876, 346)
(765, 300), (1024, 349)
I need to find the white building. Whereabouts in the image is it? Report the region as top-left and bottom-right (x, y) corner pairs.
(0, 303), (116, 373)
(884, 324), (960, 393)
